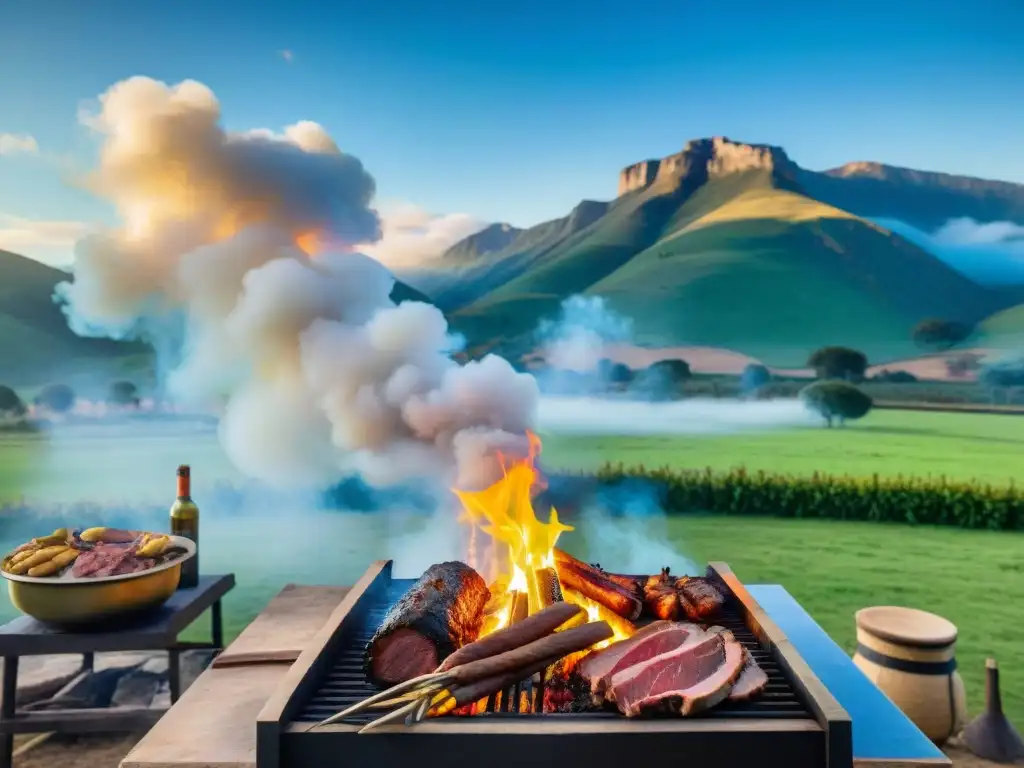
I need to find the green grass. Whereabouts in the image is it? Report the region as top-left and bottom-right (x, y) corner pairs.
(540, 409), (1024, 486)
(981, 303), (1024, 349)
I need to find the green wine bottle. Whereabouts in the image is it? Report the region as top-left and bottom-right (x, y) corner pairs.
(169, 464), (200, 589)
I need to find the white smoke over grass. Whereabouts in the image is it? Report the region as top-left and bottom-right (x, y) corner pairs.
(56, 76), (538, 494)
(874, 216), (1024, 286)
(537, 396), (817, 435)
(574, 481), (698, 576)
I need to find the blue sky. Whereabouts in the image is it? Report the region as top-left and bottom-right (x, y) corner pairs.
(1, 0), (1021, 265)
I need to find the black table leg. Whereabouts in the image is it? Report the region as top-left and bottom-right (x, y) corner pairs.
(1, 656), (18, 768)
(212, 599), (223, 650)
(168, 649), (181, 704)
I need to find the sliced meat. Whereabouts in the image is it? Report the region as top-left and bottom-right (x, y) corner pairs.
(590, 623), (698, 701)
(676, 576), (725, 621)
(728, 654), (769, 702)
(71, 542), (154, 578)
(608, 630), (746, 717)
(577, 621), (675, 687)
(364, 562), (489, 686)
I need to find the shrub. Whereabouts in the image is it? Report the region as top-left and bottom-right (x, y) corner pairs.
(946, 353), (983, 378)
(800, 380), (873, 427)
(34, 383), (75, 413)
(807, 346), (868, 381)
(0, 386), (26, 417)
(912, 318), (973, 351)
(107, 380), (140, 407)
(871, 369), (918, 383)
(584, 465), (1022, 531)
(646, 359), (691, 382)
(740, 363), (771, 395)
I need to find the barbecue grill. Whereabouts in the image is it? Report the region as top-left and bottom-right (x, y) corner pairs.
(256, 561), (853, 768)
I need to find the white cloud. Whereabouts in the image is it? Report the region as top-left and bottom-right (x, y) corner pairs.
(932, 217), (1024, 247)
(279, 49), (294, 63)
(0, 214), (94, 263)
(359, 203), (487, 270)
(0, 133), (39, 155)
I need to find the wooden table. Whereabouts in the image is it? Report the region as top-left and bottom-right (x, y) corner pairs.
(0, 574), (234, 768)
(121, 582), (949, 768)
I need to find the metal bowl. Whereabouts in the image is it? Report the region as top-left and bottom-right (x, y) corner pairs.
(2, 535), (196, 627)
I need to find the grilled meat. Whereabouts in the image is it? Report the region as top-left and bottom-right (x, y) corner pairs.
(676, 576), (725, 621)
(607, 629), (746, 717)
(364, 562), (489, 686)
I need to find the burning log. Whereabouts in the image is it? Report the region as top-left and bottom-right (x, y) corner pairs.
(555, 561), (642, 620)
(508, 590), (529, 624)
(534, 566), (563, 609)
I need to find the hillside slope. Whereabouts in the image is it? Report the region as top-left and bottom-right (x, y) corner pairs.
(444, 138), (1012, 367)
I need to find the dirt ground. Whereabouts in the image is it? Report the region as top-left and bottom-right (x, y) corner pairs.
(9, 732), (1020, 768)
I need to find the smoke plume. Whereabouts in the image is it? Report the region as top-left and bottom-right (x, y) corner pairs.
(57, 77), (538, 491)
(537, 295), (633, 371)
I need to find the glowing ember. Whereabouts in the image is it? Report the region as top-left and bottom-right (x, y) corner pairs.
(453, 430), (632, 651)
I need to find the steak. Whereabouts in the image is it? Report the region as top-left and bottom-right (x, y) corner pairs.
(364, 562), (489, 686)
(577, 621), (679, 698)
(728, 654), (769, 701)
(676, 577), (725, 621)
(607, 630), (746, 717)
(589, 623), (697, 702)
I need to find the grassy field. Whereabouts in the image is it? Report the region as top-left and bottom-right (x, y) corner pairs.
(542, 408), (1024, 485)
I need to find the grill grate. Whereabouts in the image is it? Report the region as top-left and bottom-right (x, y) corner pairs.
(295, 580), (812, 725)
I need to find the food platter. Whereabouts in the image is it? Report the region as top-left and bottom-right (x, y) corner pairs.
(1, 530), (197, 626)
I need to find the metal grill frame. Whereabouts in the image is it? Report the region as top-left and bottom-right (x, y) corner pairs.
(256, 561), (853, 768)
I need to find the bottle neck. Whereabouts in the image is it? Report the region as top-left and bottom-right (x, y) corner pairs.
(176, 475), (191, 500)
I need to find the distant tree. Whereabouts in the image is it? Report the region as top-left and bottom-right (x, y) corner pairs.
(871, 369), (918, 384)
(946, 352), (983, 379)
(645, 359), (692, 383)
(807, 347), (868, 382)
(0, 386), (26, 417)
(800, 380), (873, 428)
(740, 363), (771, 395)
(35, 383), (75, 414)
(595, 358), (634, 385)
(107, 380), (140, 407)
(912, 319), (973, 352)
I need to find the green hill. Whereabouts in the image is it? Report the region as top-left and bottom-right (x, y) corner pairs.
(442, 138), (1014, 367)
(0, 249), (150, 386)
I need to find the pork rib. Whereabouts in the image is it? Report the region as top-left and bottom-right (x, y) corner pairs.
(608, 630), (746, 717)
(364, 562), (489, 686)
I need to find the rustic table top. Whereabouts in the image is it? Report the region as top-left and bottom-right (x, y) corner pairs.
(0, 574), (235, 656)
(120, 582), (949, 768)
(748, 584), (950, 767)
(121, 584), (350, 768)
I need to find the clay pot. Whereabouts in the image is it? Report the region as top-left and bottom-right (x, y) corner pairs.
(853, 606), (968, 745)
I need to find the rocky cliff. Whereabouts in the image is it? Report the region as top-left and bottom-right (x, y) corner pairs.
(617, 136), (799, 195)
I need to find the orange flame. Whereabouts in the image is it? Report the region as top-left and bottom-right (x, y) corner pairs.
(453, 431), (631, 650)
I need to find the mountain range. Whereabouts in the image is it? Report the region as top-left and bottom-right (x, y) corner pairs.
(399, 137), (1024, 366)
(4, 135), (1024, 384)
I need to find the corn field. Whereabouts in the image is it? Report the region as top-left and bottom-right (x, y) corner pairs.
(591, 464), (1023, 531)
